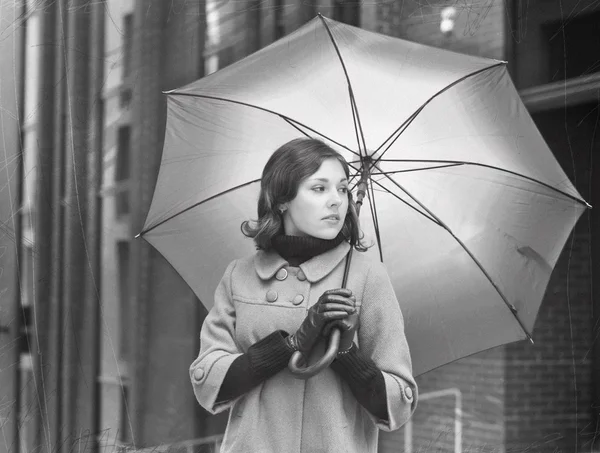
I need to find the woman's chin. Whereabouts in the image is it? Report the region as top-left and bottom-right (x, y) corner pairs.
(312, 228), (342, 240)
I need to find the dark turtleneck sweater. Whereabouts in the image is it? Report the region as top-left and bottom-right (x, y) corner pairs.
(216, 234), (388, 422)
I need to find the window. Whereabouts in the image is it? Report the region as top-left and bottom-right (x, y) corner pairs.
(122, 14), (133, 78)
(543, 11), (600, 83)
(115, 126), (130, 216)
(118, 241), (132, 445)
(117, 241), (130, 363)
(333, 0), (360, 27)
(120, 14), (134, 108)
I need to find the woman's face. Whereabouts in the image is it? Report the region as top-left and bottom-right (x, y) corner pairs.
(282, 158), (349, 239)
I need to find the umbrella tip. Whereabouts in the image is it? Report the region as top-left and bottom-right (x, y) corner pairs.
(585, 201), (593, 209)
(527, 334), (534, 345)
(135, 233), (141, 239)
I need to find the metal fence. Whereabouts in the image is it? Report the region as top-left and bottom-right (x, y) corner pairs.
(116, 435), (223, 453)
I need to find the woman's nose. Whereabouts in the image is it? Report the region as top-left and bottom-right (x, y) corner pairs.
(328, 189), (341, 206)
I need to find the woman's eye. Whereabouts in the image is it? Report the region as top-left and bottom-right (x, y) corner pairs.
(312, 186), (325, 192)
(339, 187), (348, 193)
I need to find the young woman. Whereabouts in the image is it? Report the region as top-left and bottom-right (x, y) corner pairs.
(190, 138), (417, 453)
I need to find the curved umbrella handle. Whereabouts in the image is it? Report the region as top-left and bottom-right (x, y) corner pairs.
(288, 246), (355, 379)
(288, 328), (340, 379)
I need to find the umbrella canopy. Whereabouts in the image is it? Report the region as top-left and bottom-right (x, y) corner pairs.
(140, 15), (589, 377)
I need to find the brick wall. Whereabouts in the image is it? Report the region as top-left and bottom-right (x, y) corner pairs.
(504, 103), (596, 453)
(504, 0), (600, 449)
(380, 349), (506, 453)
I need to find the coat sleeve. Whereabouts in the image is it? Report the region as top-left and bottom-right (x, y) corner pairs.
(189, 260), (243, 414)
(357, 260), (418, 431)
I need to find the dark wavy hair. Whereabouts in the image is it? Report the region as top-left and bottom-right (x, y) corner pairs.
(241, 138), (368, 251)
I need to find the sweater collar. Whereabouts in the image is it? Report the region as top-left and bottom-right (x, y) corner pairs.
(271, 233), (345, 266)
(254, 240), (351, 283)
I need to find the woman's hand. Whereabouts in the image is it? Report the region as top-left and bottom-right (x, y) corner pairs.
(289, 288), (355, 356)
(323, 311), (359, 354)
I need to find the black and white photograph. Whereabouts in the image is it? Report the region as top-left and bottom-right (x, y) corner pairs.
(0, 1), (598, 452)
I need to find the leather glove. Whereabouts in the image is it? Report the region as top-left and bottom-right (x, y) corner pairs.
(323, 306), (359, 354)
(288, 288), (355, 357)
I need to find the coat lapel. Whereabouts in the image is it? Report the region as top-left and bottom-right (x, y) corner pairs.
(300, 241), (351, 283)
(254, 249), (287, 280)
(254, 241), (351, 283)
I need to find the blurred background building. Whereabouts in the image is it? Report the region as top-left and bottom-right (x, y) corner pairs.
(0, 1), (598, 452)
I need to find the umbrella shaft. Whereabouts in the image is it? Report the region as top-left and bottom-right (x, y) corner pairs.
(355, 164), (370, 217)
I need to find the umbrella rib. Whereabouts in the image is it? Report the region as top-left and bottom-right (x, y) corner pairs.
(368, 177), (441, 226)
(348, 162), (365, 193)
(318, 14), (367, 156)
(366, 179), (384, 262)
(349, 174), (360, 190)
(375, 110), (420, 160)
(376, 158), (590, 208)
(166, 91), (360, 157)
(373, 62), (506, 160)
(373, 162), (534, 341)
(281, 117), (359, 157)
(370, 163), (464, 176)
(139, 178), (261, 236)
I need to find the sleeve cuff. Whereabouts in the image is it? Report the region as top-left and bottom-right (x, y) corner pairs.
(213, 330), (295, 405)
(190, 351), (243, 414)
(332, 343), (379, 384)
(377, 372), (416, 431)
(331, 344), (388, 422)
(248, 330), (295, 380)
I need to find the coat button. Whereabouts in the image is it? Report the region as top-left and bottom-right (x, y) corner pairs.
(266, 290), (278, 302)
(193, 367), (204, 381)
(292, 294), (304, 305)
(404, 386), (413, 401)
(297, 270), (306, 281)
(275, 268), (288, 281)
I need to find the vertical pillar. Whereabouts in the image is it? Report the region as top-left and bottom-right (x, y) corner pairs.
(61, 0), (93, 450)
(86, 0), (106, 449)
(32, 2), (57, 451)
(130, 0), (166, 445)
(48, 0), (67, 449)
(591, 111), (600, 451)
(0, 1), (25, 452)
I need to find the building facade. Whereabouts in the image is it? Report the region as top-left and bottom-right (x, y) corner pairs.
(7, 1), (599, 452)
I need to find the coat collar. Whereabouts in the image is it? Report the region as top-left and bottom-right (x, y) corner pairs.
(254, 241), (351, 283)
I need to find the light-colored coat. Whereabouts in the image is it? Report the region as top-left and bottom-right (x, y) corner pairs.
(190, 241), (417, 453)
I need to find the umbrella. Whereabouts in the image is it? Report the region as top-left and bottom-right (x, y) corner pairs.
(138, 15), (590, 378)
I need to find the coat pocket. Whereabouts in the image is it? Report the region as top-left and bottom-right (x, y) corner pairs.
(233, 299), (305, 350)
